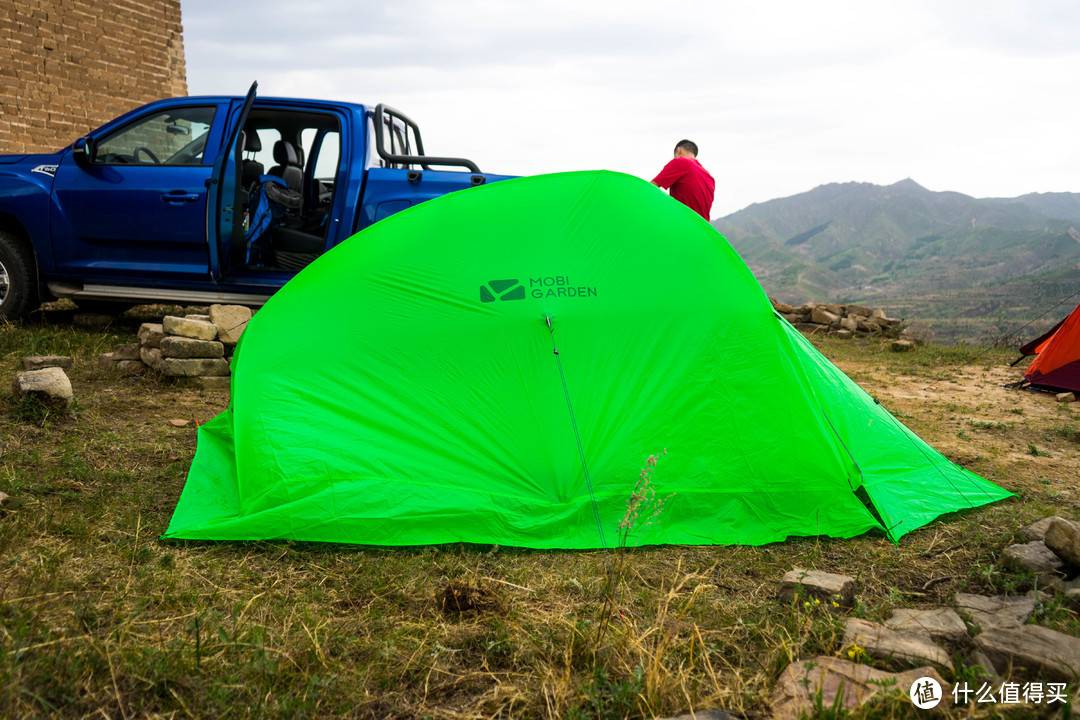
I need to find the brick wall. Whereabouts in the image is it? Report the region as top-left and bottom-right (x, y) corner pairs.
(0, 0), (187, 154)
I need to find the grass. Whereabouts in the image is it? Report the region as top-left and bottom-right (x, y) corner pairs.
(1, 315), (1079, 718)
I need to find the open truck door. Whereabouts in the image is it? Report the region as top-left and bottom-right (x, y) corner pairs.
(207, 81), (258, 279)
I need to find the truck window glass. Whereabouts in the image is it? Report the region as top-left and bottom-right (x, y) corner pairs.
(95, 106), (216, 166)
(300, 128), (341, 181)
(249, 128), (281, 172)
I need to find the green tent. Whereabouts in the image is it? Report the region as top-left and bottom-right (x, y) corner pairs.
(164, 170), (1010, 548)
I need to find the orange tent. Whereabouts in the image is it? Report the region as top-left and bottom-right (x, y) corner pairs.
(1025, 302), (1080, 392)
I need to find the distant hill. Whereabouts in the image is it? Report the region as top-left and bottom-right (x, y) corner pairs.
(712, 180), (1080, 343)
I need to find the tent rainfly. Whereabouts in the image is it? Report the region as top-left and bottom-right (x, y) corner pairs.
(1023, 302), (1080, 393)
(164, 170), (1011, 548)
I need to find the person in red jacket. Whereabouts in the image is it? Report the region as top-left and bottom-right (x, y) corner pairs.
(650, 139), (715, 219)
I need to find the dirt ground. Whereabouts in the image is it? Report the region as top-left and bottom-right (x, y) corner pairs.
(847, 355), (1080, 507)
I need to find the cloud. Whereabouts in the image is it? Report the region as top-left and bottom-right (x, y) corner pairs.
(180, 0), (1079, 215)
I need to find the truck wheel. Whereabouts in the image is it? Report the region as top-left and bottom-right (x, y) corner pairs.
(0, 231), (38, 321)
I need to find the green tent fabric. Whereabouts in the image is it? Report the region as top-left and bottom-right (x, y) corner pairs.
(164, 170), (1011, 548)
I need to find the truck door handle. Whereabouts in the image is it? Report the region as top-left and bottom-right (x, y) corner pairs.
(161, 191), (201, 203)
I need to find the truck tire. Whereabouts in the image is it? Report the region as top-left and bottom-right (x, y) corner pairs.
(0, 231), (38, 321)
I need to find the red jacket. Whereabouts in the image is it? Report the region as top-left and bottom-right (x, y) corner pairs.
(652, 157), (715, 219)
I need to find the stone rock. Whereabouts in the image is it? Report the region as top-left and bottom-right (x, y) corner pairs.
(656, 711), (739, 720)
(999, 540), (1065, 579)
(111, 343), (142, 361)
(159, 336), (225, 359)
(811, 308), (841, 325)
(1044, 518), (1080, 567)
(185, 314), (212, 323)
(162, 315), (219, 341)
(794, 323), (825, 334)
(12, 367), (73, 408)
(891, 339), (915, 352)
(964, 647), (1003, 684)
(847, 304), (873, 318)
(843, 617), (953, 671)
(1057, 579), (1080, 609)
(779, 568), (857, 606)
(839, 316), (859, 332)
(1020, 516), (1072, 543)
(956, 593), (1037, 630)
(1057, 392), (1077, 403)
(824, 303), (846, 315)
(974, 624), (1080, 682)
(115, 360), (145, 374)
(137, 322), (166, 348)
(161, 358), (230, 378)
(831, 329), (854, 340)
(872, 308), (888, 319)
(73, 312), (112, 328)
(771, 656), (949, 720)
(858, 318), (882, 333)
(208, 304), (253, 345)
(140, 346), (166, 372)
(773, 302), (795, 314)
(22, 355), (73, 371)
(885, 608), (969, 646)
(101, 352), (144, 372)
(174, 375), (231, 390)
(0, 490), (8, 506)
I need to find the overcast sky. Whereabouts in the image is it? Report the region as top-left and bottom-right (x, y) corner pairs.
(181, 0), (1079, 218)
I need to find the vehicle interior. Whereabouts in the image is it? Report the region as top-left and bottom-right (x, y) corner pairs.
(234, 107), (341, 272)
(93, 106), (216, 166)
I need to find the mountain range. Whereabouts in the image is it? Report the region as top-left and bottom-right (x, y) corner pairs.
(712, 180), (1080, 343)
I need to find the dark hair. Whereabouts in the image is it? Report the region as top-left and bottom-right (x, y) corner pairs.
(675, 139), (698, 156)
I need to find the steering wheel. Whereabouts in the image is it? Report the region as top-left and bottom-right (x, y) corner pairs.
(133, 146), (161, 164)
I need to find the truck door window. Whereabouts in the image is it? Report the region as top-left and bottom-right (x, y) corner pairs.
(95, 107), (216, 165)
(300, 128), (340, 183)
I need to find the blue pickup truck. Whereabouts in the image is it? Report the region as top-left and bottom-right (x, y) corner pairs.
(0, 82), (513, 320)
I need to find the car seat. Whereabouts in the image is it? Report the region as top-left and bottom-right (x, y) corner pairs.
(240, 128), (264, 192)
(268, 140), (304, 194)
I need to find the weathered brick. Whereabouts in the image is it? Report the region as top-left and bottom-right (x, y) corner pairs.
(1, 1), (186, 154)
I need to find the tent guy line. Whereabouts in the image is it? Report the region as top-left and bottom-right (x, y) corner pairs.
(547, 313), (609, 553)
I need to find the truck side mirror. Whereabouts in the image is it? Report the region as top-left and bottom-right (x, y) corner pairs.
(72, 136), (96, 167)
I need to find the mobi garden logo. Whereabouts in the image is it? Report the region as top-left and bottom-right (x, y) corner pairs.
(479, 276), (598, 303)
(479, 279), (526, 302)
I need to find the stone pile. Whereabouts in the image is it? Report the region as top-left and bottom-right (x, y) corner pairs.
(98, 304), (252, 389)
(770, 299), (904, 340)
(677, 521), (1080, 720)
(1002, 515), (1080, 593)
(768, 559), (1080, 718)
